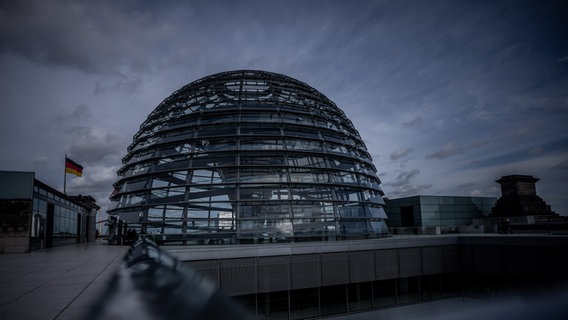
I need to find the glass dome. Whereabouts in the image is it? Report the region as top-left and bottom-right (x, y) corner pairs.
(108, 70), (388, 244)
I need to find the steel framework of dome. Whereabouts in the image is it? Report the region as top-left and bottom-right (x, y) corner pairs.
(108, 70), (388, 244)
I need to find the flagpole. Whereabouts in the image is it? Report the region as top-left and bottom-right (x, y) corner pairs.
(64, 154), (67, 194)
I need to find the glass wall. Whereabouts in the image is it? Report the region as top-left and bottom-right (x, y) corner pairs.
(232, 274), (463, 319)
(53, 203), (79, 244)
(109, 70), (388, 244)
(31, 184), (89, 249)
(30, 197), (47, 250)
(385, 196), (497, 229)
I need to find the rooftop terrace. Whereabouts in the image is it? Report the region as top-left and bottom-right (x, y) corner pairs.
(1, 234), (567, 320)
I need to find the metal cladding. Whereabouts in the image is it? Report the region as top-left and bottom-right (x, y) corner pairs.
(108, 70), (388, 244)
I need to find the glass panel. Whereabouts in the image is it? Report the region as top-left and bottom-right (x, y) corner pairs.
(200, 114), (238, 125)
(281, 113), (314, 126)
(289, 168), (329, 183)
(232, 294), (257, 317)
(258, 291), (288, 320)
(320, 285), (346, 316)
(193, 155), (235, 167)
(240, 126), (281, 136)
(290, 288), (319, 319)
(240, 139), (284, 150)
(237, 219), (292, 239)
(187, 208), (209, 219)
(293, 219), (333, 239)
(348, 282), (372, 311)
(241, 112), (280, 123)
(206, 140), (236, 151)
(38, 199), (47, 213)
(215, 211), (235, 230)
(373, 279), (396, 307)
(240, 155), (285, 166)
(285, 139), (323, 151)
(191, 169), (213, 183)
(397, 277), (419, 303)
(148, 206), (165, 220)
(441, 273), (462, 297)
(151, 172), (186, 188)
(197, 124), (236, 137)
(239, 168), (287, 183)
(421, 275), (442, 300)
(164, 206), (183, 218)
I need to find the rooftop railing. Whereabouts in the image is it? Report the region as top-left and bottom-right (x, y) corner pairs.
(86, 236), (253, 320)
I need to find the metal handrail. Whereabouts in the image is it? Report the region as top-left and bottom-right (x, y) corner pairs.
(86, 236), (253, 320)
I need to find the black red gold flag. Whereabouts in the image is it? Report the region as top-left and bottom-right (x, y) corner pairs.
(65, 157), (83, 177)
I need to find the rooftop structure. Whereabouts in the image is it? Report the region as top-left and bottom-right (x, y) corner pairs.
(384, 195), (496, 233)
(108, 70), (388, 244)
(491, 175), (557, 217)
(0, 170), (99, 253)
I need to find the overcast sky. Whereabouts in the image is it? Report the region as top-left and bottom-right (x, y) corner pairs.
(1, 0), (567, 216)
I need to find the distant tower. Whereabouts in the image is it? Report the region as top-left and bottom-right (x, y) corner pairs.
(491, 175), (556, 217)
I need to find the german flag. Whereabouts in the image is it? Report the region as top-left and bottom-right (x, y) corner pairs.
(65, 157), (83, 177)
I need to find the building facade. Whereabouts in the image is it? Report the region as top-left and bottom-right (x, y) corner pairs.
(172, 235), (568, 319)
(384, 195), (496, 232)
(0, 171), (99, 253)
(108, 70), (388, 244)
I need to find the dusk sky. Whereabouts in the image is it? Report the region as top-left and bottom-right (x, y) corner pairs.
(1, 0), (567, 215)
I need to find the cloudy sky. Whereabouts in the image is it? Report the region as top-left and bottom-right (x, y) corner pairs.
(1, 0), (567, 216)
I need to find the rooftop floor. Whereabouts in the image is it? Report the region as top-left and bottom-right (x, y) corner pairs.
(0, 241), (126, 320)
(1, 233), (567, 320)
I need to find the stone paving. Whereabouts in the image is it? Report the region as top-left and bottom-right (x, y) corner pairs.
(0, 241), (126, 320)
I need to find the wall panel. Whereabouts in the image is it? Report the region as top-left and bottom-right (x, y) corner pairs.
(258, 256), (290, 293)
(321, 252), (349, 286)
(349, 250), (375, 283)
(375, 249), (398, 280)
(399, 248), (422, 277)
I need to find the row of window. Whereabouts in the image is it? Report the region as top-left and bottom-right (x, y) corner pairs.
(229, 274), (461, 319)
(120, 171), (378, 195)
(131, 133), (367, 156)
(141, 86), (350, 136)
(113, 197), (385, 214)
(121, 150), (376, 181)
(33, 186), (84, 211)
(114, 188), (383, 209)
(119, 169), (380, 193)
(135, 116), (361, 145)
(125, 137), (372, 169)
(30, 190), (87, 247)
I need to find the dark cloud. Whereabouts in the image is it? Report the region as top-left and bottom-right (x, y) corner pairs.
(403, 116), (423, 128)
(390, 148), (414, 161)
(0, 0), (567, 214)
(390, 183), (433, 196)
(426, 143), (465, 160)
(0, 0), (166, 74)
(551, 159), (568, 171)
(67, 132), (124, 164)
(94, 77), (144, 96)
(66, 163), (121, 209)
(382, 169), (432, 196)
(44, 104), (92, 128)
(39, 104), (125, 163)
(394, 169), (421, 185)
(469, 137), (568, 170)
(426, 140), (488, 160)
(457, 182), (475, 189)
